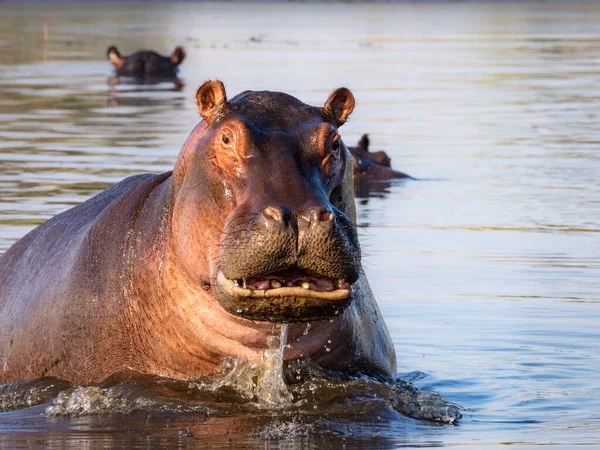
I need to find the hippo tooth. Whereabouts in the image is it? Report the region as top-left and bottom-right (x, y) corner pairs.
(242, 279), (247, 289)
(270, 280), (282, 289)
(336, 279), (345, 289)
(301, 282), (310, 290)
(233, 279), (239, 287)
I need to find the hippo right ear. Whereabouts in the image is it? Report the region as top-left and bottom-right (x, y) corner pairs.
(171, 46), (186, 66)
(357, 134), (370, 150)
(323, 87), (355, 127)
(195, 80), (227, 124)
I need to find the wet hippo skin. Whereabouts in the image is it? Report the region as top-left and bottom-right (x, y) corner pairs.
(107, 45), (185, 83)
(0, 81), (396, 385)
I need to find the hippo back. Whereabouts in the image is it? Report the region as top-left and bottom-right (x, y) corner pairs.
(0, 172), (171, 383)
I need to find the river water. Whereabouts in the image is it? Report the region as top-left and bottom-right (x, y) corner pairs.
(1, 1), (599, 448)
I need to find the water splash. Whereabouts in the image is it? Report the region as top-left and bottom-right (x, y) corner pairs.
(254, 323), (292, 407)
(0, 328), (460, 424)
(390, 380), (461, 424)
(0, 377), (72, 412)
(0, 368), (460, 424)
(45, 384), (211, 417)
(293, 377), (461, 425)
(194, 324), (293, 408)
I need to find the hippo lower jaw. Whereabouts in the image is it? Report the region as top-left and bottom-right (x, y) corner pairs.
(214, 271), (353, 323)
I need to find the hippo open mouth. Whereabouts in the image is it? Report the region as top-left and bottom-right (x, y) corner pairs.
(214, 267), (353, 323)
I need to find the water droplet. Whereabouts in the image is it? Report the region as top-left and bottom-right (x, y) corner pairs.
(327, 340), (331, 344)
(302, 323), (311, 336)
(325, 346), (330, 352)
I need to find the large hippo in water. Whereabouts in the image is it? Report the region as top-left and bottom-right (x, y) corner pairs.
(0, 81), (396, 385)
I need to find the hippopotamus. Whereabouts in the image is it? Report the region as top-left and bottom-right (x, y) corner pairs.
(348, 134), (413, 183)
(0, 81), (396, 385)
(106, 45), (185, 85)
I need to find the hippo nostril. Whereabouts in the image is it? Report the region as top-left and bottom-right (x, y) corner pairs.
(298, 207), (334, 232)
(318, 209), (334, 222)
(262, 206), (284, 225)
(309, 207), (333, 223)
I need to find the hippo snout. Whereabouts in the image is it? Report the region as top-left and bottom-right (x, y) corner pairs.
(214, 204), (360, 322)
(220, 204), (359, 281)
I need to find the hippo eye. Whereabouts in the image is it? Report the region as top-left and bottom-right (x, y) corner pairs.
(221, 134), (230, 145)
(332, 135), (340, 151)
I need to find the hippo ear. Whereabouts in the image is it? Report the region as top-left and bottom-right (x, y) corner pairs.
(323, 87), (355, 127)
(106, 46), (123, 68)
(357, 133), (369, 150)
(171, 46), (186, 65)
(195, 80), (227, 123)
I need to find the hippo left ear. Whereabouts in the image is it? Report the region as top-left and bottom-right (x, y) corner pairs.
(195, 80), (227, 124)
(106, 46), (124, 69)
(323, 87), (355, 127)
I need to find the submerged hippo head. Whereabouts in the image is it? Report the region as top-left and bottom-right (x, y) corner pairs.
(348, 134), (413, 188)
(106, 45), (186, 82)
(171, 80), (360, 322)
(349, 134), (391, 167)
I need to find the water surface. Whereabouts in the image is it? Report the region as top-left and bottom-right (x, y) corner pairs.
(1, 1), (599, 448)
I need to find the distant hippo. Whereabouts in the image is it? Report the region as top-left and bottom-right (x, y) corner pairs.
(350, 134), (391, 167)
(349, 134), (413, 182)
(106, 45), (185, 84)
(0, 81), (396, 385)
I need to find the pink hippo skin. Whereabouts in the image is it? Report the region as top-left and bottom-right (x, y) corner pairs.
(0, 81), (396, 385)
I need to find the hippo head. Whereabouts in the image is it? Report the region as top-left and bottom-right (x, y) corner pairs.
(106, 46), (186, 82)
(171, 80), (361, 323)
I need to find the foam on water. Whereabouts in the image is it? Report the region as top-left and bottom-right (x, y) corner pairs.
(45, 384), (212, 417)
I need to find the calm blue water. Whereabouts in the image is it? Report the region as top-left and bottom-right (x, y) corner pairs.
(1, 1), (599, 448)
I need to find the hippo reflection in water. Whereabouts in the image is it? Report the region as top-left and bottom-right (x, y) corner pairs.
(106, 45), (186, 89)
(0, 81), (396, 385)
